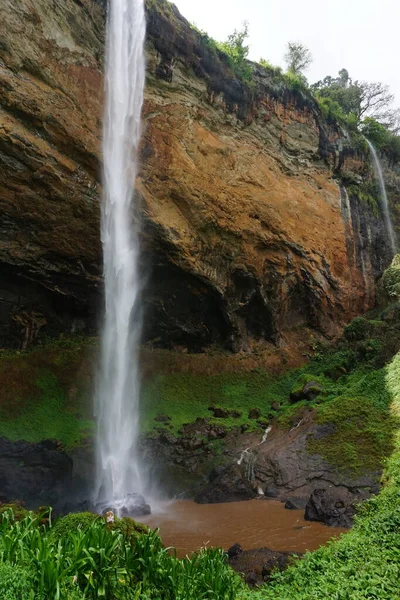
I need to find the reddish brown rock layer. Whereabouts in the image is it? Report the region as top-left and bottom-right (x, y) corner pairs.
(0, 0), (392, 350)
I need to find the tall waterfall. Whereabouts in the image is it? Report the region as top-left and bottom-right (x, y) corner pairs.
(94, 0), (147, 514)
(366, 139), (397, 257)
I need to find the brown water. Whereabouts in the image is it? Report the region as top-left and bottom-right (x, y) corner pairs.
(139, 499), (346, 557)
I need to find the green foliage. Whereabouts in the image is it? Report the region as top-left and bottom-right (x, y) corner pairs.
(0, 508), (242, 600)
(347, 183), (380, 215)
(289, 373), (325, 398)
(343, 317), (371, 341)
(0, 563), (34, 600)
(283, 71), (309, 94)
(362, 116), (390, 147)
(382, 253), (400, 298)
(0, 338), (94, 449)
(284, 42), (312, 75)
(240, 350), (400, 600)
(190, 22), (253, 83)
(258, 58), (283, 79)
(218, 23), (253, 82)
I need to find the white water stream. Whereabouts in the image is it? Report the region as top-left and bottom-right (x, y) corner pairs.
(366, 139), (397, 257)
(94, 0), (147, 514)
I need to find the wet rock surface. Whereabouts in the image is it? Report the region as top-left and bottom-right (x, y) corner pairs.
(195, 464), (257, 504)
(145, 412), (381, 518)
(0, 438), (72, 508)
(304, 486), (370, 528)
(95, 493), (152, 518)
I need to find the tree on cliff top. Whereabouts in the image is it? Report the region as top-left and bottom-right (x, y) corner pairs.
(284, 42), (313, 75)
(219, 22), (252, 81)
(313, 70), (396, 126)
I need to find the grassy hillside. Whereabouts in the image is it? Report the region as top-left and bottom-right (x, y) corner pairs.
(239, 350), (400, 599)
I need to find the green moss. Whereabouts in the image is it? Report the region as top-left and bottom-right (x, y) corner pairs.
(51, 512), (100, 538)
(0, 370), (94, 449)
(308, 393), (397, 474)
(0, 502), (31, 522)
(141, 371), (297, 435)
(0, 338), (95, 449)
(290, 373), (326, 397)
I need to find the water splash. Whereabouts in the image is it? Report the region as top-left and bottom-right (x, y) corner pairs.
(366, 139), (397, 257)
(93, 0), (147, 515)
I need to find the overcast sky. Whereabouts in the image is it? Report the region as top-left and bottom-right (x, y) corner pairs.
(174, 0), (399, 107)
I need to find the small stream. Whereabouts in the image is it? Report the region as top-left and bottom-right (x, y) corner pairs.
(139, 499), (346, 558)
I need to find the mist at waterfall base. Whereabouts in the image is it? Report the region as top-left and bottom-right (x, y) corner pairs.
(366, 139), (397, 257)
(93, 0), (150, 517)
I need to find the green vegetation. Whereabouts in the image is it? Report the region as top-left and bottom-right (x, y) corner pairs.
(0, 338), (94, 449)
(0, 507), (241, 599)
(383, 253), (400, 298)
(239, 350), (400, 600)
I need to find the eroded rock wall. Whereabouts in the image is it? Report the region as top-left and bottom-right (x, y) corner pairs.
(0, 0), (393, 350)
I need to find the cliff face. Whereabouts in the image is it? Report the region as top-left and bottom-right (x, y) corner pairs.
(0, 0), (393, 351)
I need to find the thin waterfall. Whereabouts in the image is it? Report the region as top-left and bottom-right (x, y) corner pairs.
(93, 0), (147, 515)
(366, 139), (397, 257)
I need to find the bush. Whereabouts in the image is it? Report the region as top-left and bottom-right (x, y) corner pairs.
(343, 317), (371, 341)
(383, 254), (400, 298)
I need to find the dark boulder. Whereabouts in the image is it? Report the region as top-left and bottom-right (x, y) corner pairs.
(284, 497), (307, 510)
(208, 406), (242, 419)
(290, 378), (324, 403)
(195, 464), (256, 504)
(229, 547), (301, 586)
(305, 487), (359, 528)
(154, 414), (171, 423)
(96, 493), (151, 518)
(0, 437), (72, 508)
(227, 543), (243, 559)
(248, 408), (261, 420)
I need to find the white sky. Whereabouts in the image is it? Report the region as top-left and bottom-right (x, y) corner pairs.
(174, 0), (399, 107)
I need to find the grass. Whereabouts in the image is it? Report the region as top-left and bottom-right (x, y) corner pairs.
(0, 337), (95, 449)
(141, 371), (296, 434)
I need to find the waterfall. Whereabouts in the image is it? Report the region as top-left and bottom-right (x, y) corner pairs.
(366, 139), (397, 257)
(93, 0), (147, 515)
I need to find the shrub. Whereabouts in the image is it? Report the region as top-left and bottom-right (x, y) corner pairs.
(343, 317), (371, 341)
(383, 254), (400, 298)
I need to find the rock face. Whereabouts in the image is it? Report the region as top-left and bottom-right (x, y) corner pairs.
(195, 463), (257, 504)
(0, 0), (395, 351)
(0, 438), (72, 508)
(304, 486), (364, 528)
(187, 413), (381, 519)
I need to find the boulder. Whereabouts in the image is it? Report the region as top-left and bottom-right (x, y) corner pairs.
(227, 543), (243, 559)
(290, 376), (324, 404)
(284, 497), (307, 510)
(248, 408), (261, 420)
(229, 547), (301, 586)
(154, 414), (171, 423)
(305, 487), (359, 528)
(208, 406), (241, 419)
